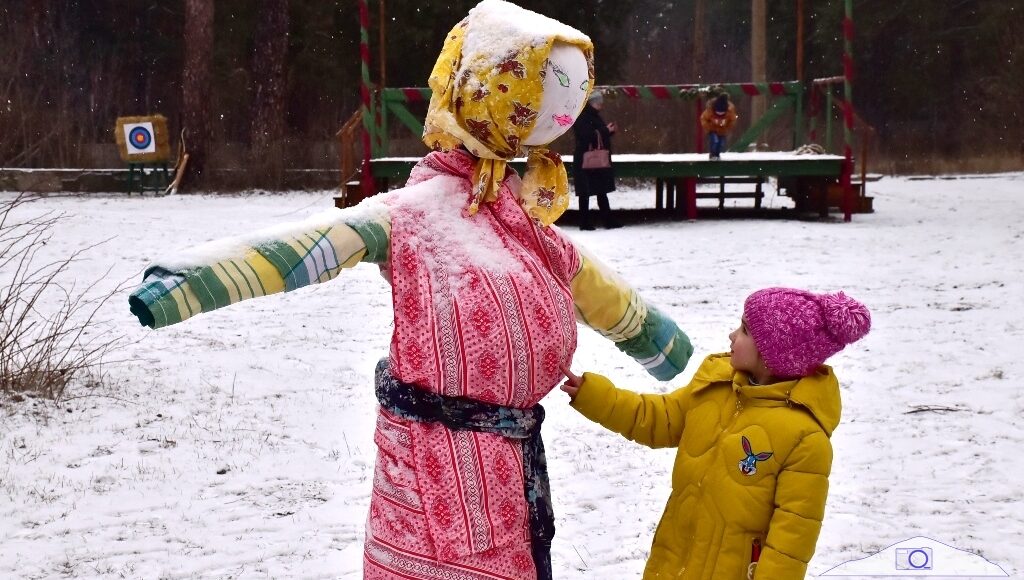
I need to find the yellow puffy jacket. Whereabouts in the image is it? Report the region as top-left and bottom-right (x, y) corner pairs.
(570, 354), (840, 580)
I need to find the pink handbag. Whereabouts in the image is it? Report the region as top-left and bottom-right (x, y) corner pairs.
(581, 130), (611, 169)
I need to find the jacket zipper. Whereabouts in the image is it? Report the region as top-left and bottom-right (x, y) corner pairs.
(747, 536), (762, 579)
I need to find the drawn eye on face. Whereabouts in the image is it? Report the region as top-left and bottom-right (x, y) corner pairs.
(522, 42), (587, 147)
(549, 62), (570, 88)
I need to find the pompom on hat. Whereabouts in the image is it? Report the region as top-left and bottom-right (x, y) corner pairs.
(743, 287), (871, 378)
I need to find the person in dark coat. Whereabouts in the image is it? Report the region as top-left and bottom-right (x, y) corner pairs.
(572, 91), (621, 230)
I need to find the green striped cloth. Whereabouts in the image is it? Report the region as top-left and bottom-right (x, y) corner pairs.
(570, 251), (693, 382)
(128, 195), (692, 381)
(129, 208), (390, 329)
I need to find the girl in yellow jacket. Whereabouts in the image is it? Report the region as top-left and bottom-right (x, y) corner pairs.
(562, 288), (871, 580)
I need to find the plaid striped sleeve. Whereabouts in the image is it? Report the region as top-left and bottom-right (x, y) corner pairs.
(570, 251), (693, 381)
(128, 207), (392, 329)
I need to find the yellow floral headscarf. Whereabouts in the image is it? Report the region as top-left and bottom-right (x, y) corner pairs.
(423, 0), (595, 226)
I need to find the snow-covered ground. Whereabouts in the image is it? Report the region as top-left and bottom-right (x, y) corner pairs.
(2, 174), (1022, 579)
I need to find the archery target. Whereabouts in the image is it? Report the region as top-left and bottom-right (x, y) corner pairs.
(123, 122), (156, 155)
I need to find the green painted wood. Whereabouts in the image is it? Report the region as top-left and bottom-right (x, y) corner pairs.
(367, 97), (384, 157)
(361, 100), (376, 156)
(378, 92), (389, 156)
(794, 91), (804, 149)
(374, 82), (810, 162)
(370, 157), (844, 181)
(730, 97), (794, 151)
(386, 101), (424, 139)
(380, 88), (404, 102)
(126, 162), (170, 195)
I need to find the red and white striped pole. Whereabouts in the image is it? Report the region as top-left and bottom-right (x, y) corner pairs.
(358, 0), (375, 200)
(841, 0), (855, 222)
(687, 97), (703, 221)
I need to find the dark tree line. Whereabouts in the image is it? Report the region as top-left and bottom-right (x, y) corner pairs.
(1, 1), (1021, 188)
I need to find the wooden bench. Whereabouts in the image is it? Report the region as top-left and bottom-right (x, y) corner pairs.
(696, 176), (765, 209)
(655, 175), (766, 211)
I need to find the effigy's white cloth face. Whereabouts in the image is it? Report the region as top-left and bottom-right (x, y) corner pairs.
(522, 42), (590, 146)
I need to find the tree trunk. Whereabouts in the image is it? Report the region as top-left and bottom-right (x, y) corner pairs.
(693, 0), (707, 83)
(250, 0), (290, 186)
(181, 0), (214, 190)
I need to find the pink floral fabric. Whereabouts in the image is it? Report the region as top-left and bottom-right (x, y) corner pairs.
(362, 149), (580, 579)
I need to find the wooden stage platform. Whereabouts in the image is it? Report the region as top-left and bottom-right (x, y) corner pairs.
(363, 151), (868, 218)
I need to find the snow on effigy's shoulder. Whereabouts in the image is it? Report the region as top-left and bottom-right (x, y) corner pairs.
(387, 174), (526, 285)
(459, 0), (590, 72)
(150, 191), (395, 272)
(337, 191), (392, 226)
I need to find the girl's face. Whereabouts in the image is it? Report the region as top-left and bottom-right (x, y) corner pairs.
(729, 317), (770, 380)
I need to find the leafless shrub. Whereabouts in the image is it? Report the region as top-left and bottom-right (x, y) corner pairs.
(0, 193), (125, 402)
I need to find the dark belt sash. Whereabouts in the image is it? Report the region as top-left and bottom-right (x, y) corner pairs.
(374, 358), (554, 580)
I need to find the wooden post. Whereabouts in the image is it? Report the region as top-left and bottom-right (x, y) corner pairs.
(693, 0), (707, 83)
(684, 178), (697, 220)
(695, 97), (705, 154)
(375, 0), (387, 156)
(825, 88), (833, 151)
(378, 0), (386, 90)
(358, 0), (375, 199)
(795, 0), (805, 148)
(689, 98), (702, 220)
(751, 0), (767, 127)
(796, 0), (804, 82)
(690, 2), (705, 222)
(842, 0), (855, 222)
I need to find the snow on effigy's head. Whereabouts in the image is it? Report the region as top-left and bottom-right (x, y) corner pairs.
(459, 0), (590, 72)
(155, 192), (395, 272)
(388, 174), (526, 283)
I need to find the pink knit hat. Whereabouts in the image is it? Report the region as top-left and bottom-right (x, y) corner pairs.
(743, 288), (871, 378)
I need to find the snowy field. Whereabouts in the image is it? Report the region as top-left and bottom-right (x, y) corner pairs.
(2, 174), (1022, 579)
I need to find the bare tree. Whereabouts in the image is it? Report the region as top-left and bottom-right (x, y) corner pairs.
(181, 0), (215, 190)
(1, 194), (123, 401)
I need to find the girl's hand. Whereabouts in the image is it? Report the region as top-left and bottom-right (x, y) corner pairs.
(606, 122), (617, 134)
(560, 364), (582, 399)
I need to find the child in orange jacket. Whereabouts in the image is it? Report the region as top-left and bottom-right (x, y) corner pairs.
(561, 288), (871, 579)
(700, 92), (738, 160)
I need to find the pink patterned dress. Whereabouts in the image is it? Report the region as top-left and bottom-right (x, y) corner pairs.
(363, 150), (579, 579)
